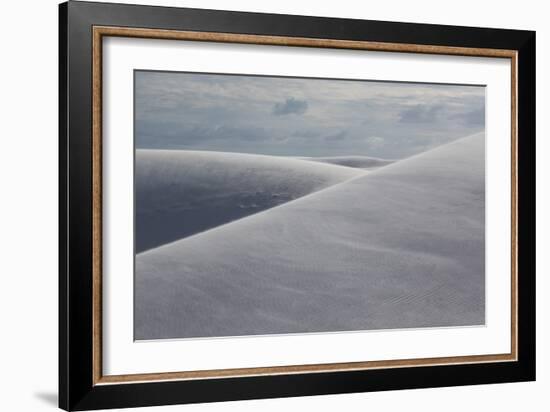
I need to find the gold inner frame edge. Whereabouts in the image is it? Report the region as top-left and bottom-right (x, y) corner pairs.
(91, 26), (518, 385)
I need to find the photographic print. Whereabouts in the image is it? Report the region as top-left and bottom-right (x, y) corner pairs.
(134, 70), (486, 341)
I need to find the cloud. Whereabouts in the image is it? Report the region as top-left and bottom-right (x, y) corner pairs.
(324, 130), (348, 142)
(292, 129), (318, 139)
(136, 123), (270, 148)
(366, 136), (384, 148)
(135, 71), (485, 158)
(399, 104), (442, 124)
(455, 107), (485, 127)
(272, 97), (308, 116)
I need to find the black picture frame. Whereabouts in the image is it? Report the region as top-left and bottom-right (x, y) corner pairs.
(59, 1), (536, 410)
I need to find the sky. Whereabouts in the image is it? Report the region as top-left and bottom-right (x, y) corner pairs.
(135, 70), (485, 159)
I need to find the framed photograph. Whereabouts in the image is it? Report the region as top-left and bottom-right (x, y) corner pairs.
(59, 1), (535, 410)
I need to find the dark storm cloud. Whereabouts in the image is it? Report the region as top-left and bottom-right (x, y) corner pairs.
(135, 71), (485, 158)
(272, 97), (309, 116)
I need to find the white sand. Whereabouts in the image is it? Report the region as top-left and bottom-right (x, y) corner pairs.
(135, 133), (485, 340)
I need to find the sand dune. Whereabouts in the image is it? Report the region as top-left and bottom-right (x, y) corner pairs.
(136, 150), (364, 252)
(300, 155), (395, 169)
(135, 133), (485, 340)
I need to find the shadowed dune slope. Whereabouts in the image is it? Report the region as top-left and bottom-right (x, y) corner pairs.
(136, 150), (364, 252)
(300, 155), (395, 169)
(135, 133), (485, 340)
